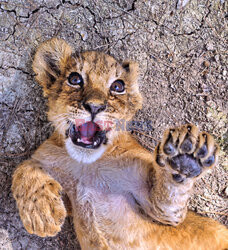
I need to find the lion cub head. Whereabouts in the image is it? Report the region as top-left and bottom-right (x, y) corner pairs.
(33, 38), (142, 163)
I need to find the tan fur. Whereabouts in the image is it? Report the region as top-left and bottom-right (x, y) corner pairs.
(12, 38), (228, 249)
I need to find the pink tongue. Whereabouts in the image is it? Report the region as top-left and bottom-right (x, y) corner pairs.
(78, 122), (99, 143)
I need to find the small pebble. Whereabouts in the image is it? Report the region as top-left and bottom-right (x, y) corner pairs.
(204, 61), (210, 67)
(80, 31), (88, 41)
(214, 55), (219, 62)
(206, 42), (214, 51)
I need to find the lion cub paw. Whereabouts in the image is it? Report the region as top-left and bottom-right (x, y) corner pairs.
(16, 180), (66, 237)
(155, 124), (219, 183)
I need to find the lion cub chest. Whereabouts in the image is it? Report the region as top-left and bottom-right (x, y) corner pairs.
(71, 181), (144, 248)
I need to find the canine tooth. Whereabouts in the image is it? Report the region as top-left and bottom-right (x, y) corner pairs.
(77, 138), (81, 142)
(94, 141), (97, 146)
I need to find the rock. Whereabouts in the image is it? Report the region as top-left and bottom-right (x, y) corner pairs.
(206, 42), (215, 51)
(204, 61), (210, 67)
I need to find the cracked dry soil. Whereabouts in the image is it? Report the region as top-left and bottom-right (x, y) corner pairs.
(0, 0), (227, 249)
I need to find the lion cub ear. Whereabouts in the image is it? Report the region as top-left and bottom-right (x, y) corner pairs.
(122, 61), (139, 82)
(122, 60), (142, 110)
(122, 61), (139, 87)
(32, 38), (73, 91)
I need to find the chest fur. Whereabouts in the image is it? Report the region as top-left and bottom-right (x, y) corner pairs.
(70, 182), (147, 249)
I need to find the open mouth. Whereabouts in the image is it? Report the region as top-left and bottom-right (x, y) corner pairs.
(69, 121), (107, 149)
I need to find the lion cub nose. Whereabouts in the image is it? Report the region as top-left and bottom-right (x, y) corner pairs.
(83, 102), (107, 117)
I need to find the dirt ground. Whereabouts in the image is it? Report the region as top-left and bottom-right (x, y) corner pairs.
(0, 0), (227, 249)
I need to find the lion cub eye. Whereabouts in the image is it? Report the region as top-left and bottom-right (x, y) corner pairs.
(68, 72), (84, 88)
(110, 80), (125, 93)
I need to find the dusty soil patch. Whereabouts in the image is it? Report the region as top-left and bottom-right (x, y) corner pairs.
(0, 0), (227, 249)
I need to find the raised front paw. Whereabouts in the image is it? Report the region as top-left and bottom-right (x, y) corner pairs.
(154, 124), (219, 183)
(15, 180), (66, 237)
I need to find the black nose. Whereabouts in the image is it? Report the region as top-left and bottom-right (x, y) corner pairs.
(83, 102), (106, 117)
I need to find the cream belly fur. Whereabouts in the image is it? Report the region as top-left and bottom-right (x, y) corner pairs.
(33, 141), (151, 249)
(33, 147), (159, 250)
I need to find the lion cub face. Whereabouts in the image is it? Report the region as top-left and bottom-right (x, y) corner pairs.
(33, 38), (142, 163)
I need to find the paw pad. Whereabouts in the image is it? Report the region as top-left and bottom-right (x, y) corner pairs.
(156, 124), (218, 183)
(172, 174), (184, 183)
(197, 144), (207, 158)
(180, 138), (193, 153)
(169, 154), (202, 178)
(164, 141), (175, 155)
(203, 155), (215, 167)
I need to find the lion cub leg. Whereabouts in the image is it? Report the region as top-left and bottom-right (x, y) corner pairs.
(12, 159), (66, 237)
(148, 124), (219, 225)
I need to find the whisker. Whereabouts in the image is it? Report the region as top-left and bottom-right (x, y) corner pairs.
(52, 113), (69, 119)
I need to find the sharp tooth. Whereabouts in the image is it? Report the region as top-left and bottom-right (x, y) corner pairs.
(77, 138), (81, 142)
(94, 141), (97, 146)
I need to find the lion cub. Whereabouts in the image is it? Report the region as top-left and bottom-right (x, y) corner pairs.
(12, 38), (228, 249)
